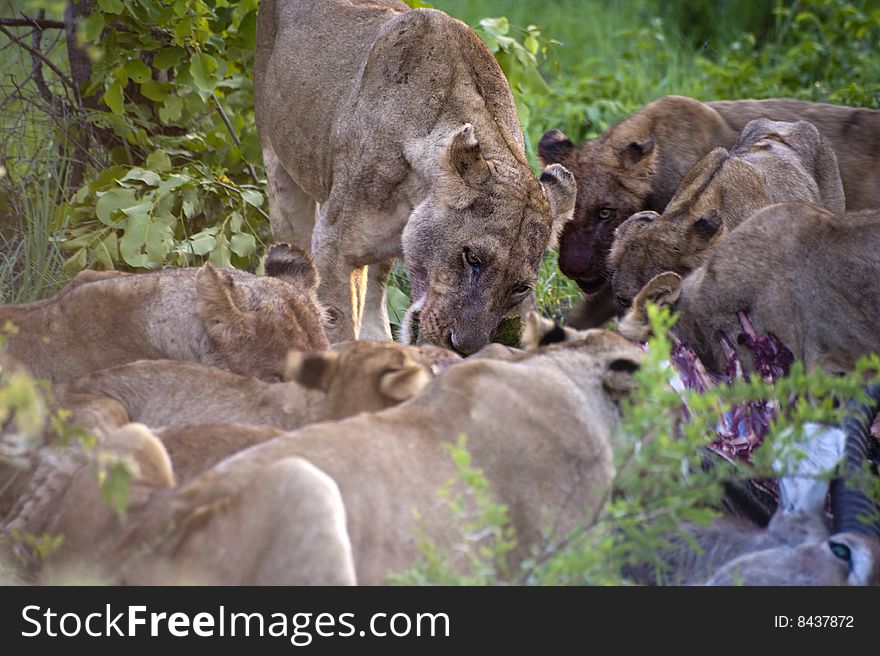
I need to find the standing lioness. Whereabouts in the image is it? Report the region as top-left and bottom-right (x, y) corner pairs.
(255, 0), (576, 352)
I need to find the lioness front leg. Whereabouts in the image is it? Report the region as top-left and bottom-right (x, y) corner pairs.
(263, 139), (317, 250)
(313, 196), (406, 343)
(311, 213), (367, 343)
(359, 259), (394, 341)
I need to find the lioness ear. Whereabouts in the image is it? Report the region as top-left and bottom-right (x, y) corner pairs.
(692, 209), (722, 238)
(617, 271), (682, 342)
(521, 310), (568, 349)
(521, 310), (552, 349)
(379, 359), (431, 402)
(638, 271), (682, 307)
(610, 211), (659, 267)
(619, 139), (656, 169)
(603, 357), (640, 402)
(538, 129), (575, 166)
(286, 351), (339, 391)
(197, 262), (247, 335)
(813, 141), (846, 217)
(265, 243), (320, 293)
(540, 163), (577, 248)
(436, 124), (491, 209)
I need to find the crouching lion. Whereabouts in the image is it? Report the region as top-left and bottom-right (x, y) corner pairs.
(618, 203), (880, 375)
(65, 331), (641, 585)
(539, 95), (880, 325)
(0, 244), (328, 383)
(609, 118), (846, 305)
(256, 0), (576, 351)
(0, 422), (356, 585)
(64, 341), (458, 438)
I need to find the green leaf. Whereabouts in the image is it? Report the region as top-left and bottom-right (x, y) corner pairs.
(190, 52), (219, 93)
(140, 80), (169, 102)
(229, 232), (256, 258)
(145, 224), (174, 262)
(125, 59), (152, 84)
(238, 10), (257, 50)
(174, 16), (193, 41)
(94, 232), (118, 269)
(88, 165), (129, 191)
(80, 13), (105, 42)
(157, 174), (190, 195)
(146, 150), (172, 173)
(97, 0), (125, 14)
(188, 231), (217, 256)
(209, 240), (232, 268)
(103, 78), (125, 116)
(119, 167), (161, 186)
(386, 285), (410, 327)
(61, 248), (89, 275)
(153, 47), (186, 71)
(121, 201), (154, 217)
(228, 210), (243, 232)
(99, 462), (131, 519)
(181, 187), (203, 218)
(95, 187), (137, 225)
(119, 213), (152, 268)
(158, 95), (183, 124)
(240, 188), (263, 208)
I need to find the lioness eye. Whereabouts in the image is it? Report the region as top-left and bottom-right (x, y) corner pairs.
(829, 541), (851, 563)
(462, 247), (482, 269)
(597, 208), (614, 221)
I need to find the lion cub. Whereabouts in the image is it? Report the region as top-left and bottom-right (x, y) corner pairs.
(609, 119), (845, 306)
(618, 203), (880, 376)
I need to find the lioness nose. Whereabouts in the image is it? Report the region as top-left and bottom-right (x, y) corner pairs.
(449, 331), (477, 356)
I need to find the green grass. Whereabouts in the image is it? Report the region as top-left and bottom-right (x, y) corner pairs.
(1, 0), (78, 302)
(0, 162), (71, 304)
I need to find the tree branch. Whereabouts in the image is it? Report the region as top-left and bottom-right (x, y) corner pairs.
(0, 24), (75, 92)
(0, 17), (66, 29)
(211, 93), (261, 187)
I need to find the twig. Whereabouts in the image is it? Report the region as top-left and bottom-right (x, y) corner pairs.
(0, 24), (75, 92)
(0, 17), (65, 29)
(211, 93), (261, 186)
(202, 178), (271, 223)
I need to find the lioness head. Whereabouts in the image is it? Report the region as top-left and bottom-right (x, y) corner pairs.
(196, 244), (330, 381)
(608, 148), (772, 306)
(538, 128), (657, 295)
(402, 124), (576, 355)
(616, 272), (683, 343)
(286, 341), (459, 420)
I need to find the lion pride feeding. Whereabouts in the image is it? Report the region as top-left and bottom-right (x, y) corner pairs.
(2, 0), (880, 592)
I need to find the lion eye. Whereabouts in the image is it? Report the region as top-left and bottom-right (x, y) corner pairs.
(462, 247), (482, 270)
(829, 541), (851, 563)
(511, 284), (531, 298)
(597, 208), (614, 221)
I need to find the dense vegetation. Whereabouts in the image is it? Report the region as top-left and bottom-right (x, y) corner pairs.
(1, 0), (879, 583)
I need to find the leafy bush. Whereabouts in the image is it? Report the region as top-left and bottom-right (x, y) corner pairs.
(695, 0), (880, 107)
(56, 0), (268, 271)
